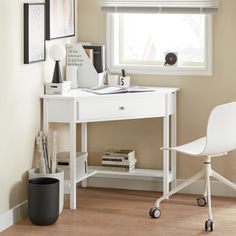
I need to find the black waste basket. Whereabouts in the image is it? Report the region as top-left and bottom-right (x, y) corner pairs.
(28, 177), (59, 225)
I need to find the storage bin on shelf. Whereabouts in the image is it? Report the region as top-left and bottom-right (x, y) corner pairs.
(57, 152), (88, 193)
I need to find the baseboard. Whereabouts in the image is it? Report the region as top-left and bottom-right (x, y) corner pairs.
(0, 201), (28, 232)
(177, 179), (236, 197)
(87, 176), (236, 197)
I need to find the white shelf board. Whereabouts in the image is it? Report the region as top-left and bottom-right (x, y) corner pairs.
(76, 169), (97, 183)
(64, 170), (96, 194)
(64, 170), (97, 189)
(88, 166), (174, 181)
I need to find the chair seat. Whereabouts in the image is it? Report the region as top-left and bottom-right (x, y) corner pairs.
(172, 137), (206, 156)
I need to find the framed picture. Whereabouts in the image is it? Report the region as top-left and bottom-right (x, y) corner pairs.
(46, 0), (75, 40)
(24, 3), (46, 64)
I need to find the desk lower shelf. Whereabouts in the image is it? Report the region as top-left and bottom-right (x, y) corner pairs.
(88, 166), (175, 182)
(64, 167), (175, 194)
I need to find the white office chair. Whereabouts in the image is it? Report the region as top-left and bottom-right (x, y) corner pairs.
(149, 101), (236, 232)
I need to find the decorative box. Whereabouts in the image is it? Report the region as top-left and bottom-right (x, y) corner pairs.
(44, 81), (71, 95)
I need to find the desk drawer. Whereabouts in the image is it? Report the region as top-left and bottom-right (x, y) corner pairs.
(77, 93), (165, 122)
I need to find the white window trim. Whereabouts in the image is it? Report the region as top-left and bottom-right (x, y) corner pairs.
(106, 14), (213, 76)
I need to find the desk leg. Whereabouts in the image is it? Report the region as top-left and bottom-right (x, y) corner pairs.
(43, 99), (49, 134)
(171, 92), (177, 189)
(81, 123), (88, 187)
(163, 114), (170, 198)
(70, 122), (76, 209)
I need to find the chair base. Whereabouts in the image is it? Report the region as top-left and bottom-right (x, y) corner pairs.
(150, 156), (236, 231)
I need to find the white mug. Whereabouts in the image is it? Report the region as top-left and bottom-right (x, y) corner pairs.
(108, 75), (119, 86)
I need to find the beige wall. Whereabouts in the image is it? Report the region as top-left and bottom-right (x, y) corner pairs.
(0, 0), (78, 214)
(77, 0), (236, 179)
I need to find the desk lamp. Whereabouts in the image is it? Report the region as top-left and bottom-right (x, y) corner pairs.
(49, 44), (66, 83)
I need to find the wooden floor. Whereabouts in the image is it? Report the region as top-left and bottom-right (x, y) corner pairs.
(2, 187), (236, 236)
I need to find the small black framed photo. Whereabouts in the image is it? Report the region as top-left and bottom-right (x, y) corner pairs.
(24, 3), (46, 64)
(46, 0), (75, 40)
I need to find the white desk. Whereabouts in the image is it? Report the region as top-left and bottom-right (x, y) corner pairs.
(42, 87), (179, 209)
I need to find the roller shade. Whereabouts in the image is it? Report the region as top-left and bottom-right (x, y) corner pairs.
(101, 0), (219, 14)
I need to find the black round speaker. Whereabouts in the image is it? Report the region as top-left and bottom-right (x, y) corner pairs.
(164, 52), (177, 66)
(28, 178), (59, 225)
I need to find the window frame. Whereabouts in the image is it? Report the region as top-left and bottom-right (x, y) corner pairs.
(106, 13), (213, 76)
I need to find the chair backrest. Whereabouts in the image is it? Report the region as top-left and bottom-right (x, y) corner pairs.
(202, 101), (236, 156)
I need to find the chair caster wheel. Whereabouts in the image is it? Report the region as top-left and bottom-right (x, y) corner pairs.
(149, 207), (161, 219)
(197, 197), (207, 207)
(205, 220), (213, 231)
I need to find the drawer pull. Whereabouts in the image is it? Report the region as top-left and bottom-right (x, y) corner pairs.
(119, 106), (125, 111)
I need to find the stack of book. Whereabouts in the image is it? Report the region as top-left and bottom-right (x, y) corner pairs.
(102, 149), (137, 172)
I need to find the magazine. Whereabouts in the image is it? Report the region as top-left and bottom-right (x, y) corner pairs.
(83, 86), (155, 95)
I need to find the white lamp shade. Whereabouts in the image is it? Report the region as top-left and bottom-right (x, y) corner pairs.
(49, 44), (66, 61)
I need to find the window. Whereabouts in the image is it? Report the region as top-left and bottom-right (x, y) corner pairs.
(107, 14), (212, 76)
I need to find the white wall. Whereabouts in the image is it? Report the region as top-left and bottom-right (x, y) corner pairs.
(0, 0), (78, 214)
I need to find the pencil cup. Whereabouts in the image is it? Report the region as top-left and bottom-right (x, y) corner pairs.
(119, 76), (130, 87)
(28, 168), (64, 214)
(108, 75), (119, 86)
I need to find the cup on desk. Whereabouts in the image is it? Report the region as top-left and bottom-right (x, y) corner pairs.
(108, 75), (119, 86)
(119, 76), (130, 87)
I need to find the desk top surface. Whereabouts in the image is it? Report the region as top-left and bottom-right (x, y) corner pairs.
(41, 87), (179, 100)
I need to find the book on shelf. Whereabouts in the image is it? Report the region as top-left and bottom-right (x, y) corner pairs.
(102, 158), (137, 167)
(84, 86), (155, 95)
(103, 148), (135, 158)
(101, 149), (137, 172)
(100, 165), (136, 172)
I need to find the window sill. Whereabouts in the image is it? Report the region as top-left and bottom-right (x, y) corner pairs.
(108, 64), (213, 76)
